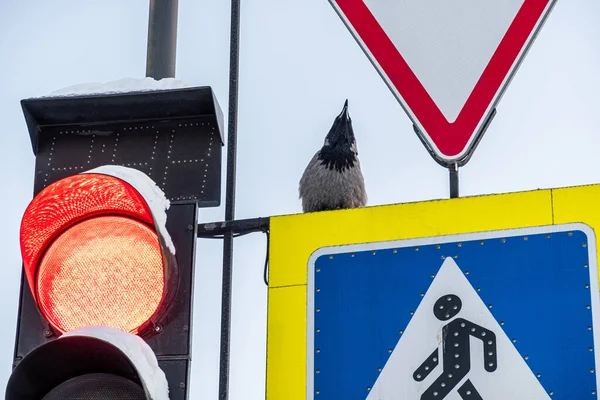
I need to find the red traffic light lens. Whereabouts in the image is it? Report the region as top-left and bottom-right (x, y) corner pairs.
(37, 216), (164, 334)
(20, 173), (169, 334)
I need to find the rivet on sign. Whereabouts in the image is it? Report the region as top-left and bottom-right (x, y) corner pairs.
(329, 255), (333, 259)
(512, 338), (517, 343)
(378, 368), (382, 372)
(480, 240), (484, 245)
(316, 268), (321, 272)
(316, 390), (320, 395)
(316, 349), (320, 353)
(568, 232), (573, 236)
(154, 324), (163, 333)
(500, 321), (505, 326)
(488, 304), (493, 309)
(351, 253), (355, 257)
(587, 305), (591, 310)
(465, 271), (469, 275)
(410, 311), (414, 315)
(436, 244), (441, 249)
(441, 255), (446, 260)
(592, 369), (595, 374)
(593, 390), (597, 395)
(586, 284), (590, 289)
(316, 308), (321, 313)
(393, 249), (398, 254)
(525, 355), (529, 360)
(316, 288), (321, 292)
(537, 373), (541, 378)
(583, 243), (588, 248)
(399, 330), (403, 334)
(316, 329), (320, 333)
(316, 370), (320, 374)
(179, 382), (186, 389)
(523, 236), (528, 241)
(430, 274), (435, 279)
(589, 326), (593, 331)
(367, 387), (371, 391)
(372, 251), (376, 255)
(453, 255), (458, 259)
(501, 238), (506, 243)
(415, 247), (419, 252)
(549, 391), (553, 396)
(388, 349), (393, 353)
(458, 243), (462, 247)
(585, 264), (589, 268)
(477, 287), (481, 292)
(546, 234), (551, 239)
(590, 347), (594, 352)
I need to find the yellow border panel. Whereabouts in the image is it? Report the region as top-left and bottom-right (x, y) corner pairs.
(269, 189), (553, 288)
(266, 188), (557, 400)
(266, 285), (306, 399)
(552, 184), (600, 283)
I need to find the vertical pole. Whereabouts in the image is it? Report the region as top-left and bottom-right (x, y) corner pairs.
(146, 0), (179, 79)
(449, 164), (459, 198)
(219, 0), (241, 399)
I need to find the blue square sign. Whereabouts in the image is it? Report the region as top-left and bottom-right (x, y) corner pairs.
(307, 224), (600, 399)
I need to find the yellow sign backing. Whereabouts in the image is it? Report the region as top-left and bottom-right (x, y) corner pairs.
(266, 184), (600, 399)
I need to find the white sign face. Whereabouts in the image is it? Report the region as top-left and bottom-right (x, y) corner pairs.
(366, 258), (550, 399)
(363, 0), (524, 123)
(328, 0), (557, 163)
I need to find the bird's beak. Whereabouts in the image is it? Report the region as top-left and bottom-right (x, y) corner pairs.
(340, 99), (349, 120)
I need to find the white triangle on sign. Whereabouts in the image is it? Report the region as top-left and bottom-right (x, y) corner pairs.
(363, 0), (524, 122)
(366, 258), (551, 400)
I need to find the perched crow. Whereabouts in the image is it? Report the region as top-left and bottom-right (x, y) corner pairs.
(299, 100), (367, 213)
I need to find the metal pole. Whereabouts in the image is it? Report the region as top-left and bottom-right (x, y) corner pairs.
(449, 164), (459, 198)
(146, 0), (179, 79)
(219, 0), (241, 398)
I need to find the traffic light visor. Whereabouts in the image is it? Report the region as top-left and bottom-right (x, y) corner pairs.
(20, 173), (167, 334)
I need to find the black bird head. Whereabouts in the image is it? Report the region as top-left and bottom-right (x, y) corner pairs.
(318, 100), (357, 172)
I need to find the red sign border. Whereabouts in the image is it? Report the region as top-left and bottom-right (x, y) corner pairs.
(331, 0), (554, 162)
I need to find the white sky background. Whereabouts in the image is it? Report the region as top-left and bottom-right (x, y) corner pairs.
(0, 0), (599, 399)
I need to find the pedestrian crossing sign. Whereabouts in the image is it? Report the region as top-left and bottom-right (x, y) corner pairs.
(309, 225), (599, 399)
(266, 185), (600, 400)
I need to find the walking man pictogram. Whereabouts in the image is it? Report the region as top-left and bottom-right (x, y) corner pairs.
(413, 294), (498, 400)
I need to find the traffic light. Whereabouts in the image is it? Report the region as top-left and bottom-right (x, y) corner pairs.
(6, 87), (223, 399)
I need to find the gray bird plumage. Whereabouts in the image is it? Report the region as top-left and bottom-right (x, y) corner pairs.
(299, 100), (367, 213)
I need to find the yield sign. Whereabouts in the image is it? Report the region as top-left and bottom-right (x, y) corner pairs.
(328, 0), (557, 164)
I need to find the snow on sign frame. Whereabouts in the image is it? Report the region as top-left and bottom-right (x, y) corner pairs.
(328, 0), (557, 164)
(307, 224), (600, 399)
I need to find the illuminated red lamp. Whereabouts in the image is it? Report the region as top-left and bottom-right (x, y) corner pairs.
(20, 170), (176, 335)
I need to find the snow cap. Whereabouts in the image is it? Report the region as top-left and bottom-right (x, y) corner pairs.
(83, 165), (175, 255)
(47, 77), (190, 97)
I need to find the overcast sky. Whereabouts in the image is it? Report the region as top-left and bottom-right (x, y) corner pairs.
(0, 0), (599, 398)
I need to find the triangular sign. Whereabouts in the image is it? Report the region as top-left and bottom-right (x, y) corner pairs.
(328, 0), (556, 163)
(366, 258), (551, 399)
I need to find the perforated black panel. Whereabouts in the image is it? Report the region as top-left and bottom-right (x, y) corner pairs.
(33, 118), (221, 204)
(21, 87), (223, 205)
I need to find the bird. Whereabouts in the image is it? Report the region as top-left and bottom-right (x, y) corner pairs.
(299, 99), (367, 213)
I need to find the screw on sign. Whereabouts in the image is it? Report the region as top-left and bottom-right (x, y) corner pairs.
(413, 294), (497, 400)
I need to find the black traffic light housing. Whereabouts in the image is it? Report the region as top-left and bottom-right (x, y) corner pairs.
(12, 87), (224, 399)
